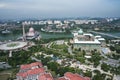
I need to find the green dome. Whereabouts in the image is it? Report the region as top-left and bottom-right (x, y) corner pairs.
(78, 29), (83, 35)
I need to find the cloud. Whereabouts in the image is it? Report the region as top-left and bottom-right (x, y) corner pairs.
(0, 3), (7, 8)
(0, 0), (120, 19)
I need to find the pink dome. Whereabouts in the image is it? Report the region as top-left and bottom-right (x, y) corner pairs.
(29, 27), (34, 32)
(27, 27), (35, 36)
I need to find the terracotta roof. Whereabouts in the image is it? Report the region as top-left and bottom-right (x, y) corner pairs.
(27, 68), (45, 75)
(17, 68), (45, 78)
(58, 77), (67, 80)
(84, 77), (91, 80)
(20, 62), (43, 70)
(38, 73), (54, 80)
(30, 62), (43, 67)
(20, 64), (31, 70)
(17, 72), (27, 78)
(64, 72), (91, 80)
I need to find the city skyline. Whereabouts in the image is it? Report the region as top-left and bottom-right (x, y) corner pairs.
(0, 0), (120, 20)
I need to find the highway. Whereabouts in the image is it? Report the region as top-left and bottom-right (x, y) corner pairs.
(90, 31), (120, 39)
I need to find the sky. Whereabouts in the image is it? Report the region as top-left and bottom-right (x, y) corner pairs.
(0, 0), (120, 20)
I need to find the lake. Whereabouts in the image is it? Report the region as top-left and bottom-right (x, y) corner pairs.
(0, 31), (73, 41)
(0, 31), (119, 41)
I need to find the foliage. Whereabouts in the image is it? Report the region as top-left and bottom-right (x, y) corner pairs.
(93, 70), (106, 80)
(109, 45), (115, 51)
(83, 70), (92, 77)
(47, 62), (60, 73)
(88, 52), (101, 67)
(76, 57), (85, 63)
(8, 50), (33, 67)
(101, 63), (110, 72)
(51, 44), (68, 50)
(110, 66), (120, 75)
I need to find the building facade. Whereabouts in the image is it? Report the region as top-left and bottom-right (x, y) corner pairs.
(73, 29), (105, 51)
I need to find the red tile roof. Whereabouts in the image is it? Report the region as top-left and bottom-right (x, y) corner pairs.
(27, 68), (45, 75)
(30, 62), (43, 67)
(58, 77), (67, 80)
(20, 62), (43, 70)
(20, 64), (31, 70)
(38, 73), (54, 80)
(17, 72), (27, 78)
(17, 62), (91, 80)
(84, 77), (91, 80)
(17, 68), (45, 78)
(59, 72), (91, 80)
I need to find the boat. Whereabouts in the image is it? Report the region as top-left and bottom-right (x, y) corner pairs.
(1, 29), (11, 34)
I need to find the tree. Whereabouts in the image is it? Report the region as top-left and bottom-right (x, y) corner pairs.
(92, 70), (105, 80)
(109, 46), (115, 51)
(42, 57), (52, 65)
(93, 74), (103, 80)
(101, 63), (110, 72)
(76, 57), (85, 63)
(84, 71), (92, 77)
(88, 52), (101, 67)
(47, 62), (60, 72)
(78, 48), (81, 51)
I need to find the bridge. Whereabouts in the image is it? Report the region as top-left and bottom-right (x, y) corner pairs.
(89, 31), (120, 39)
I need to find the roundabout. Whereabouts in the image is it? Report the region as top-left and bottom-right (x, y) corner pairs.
(0, 41), (28, 51)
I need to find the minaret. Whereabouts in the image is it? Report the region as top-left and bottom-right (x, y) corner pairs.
(22, 23), (26, 41)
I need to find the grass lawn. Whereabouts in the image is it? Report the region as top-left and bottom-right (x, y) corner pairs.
(0, 74), (10, 80)
(7, 43), (19, 47)
(51, 43), (68, 50)
(0, 68), (19, 80)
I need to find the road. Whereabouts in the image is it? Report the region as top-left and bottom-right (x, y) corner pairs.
(47, 42), (53, 48)
(31, 56), (41, 62)
(90, 31), (120, 39)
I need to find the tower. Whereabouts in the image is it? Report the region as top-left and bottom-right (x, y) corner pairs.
(22, 23), (26, 41)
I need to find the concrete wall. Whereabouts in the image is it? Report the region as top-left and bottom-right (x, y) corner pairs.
(73, 43), (101, 51)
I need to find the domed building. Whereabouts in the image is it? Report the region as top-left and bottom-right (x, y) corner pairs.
(72, 28), (105, 51)
(26, 27), (40, 40)
(27, 27), (35, 37)
(78, 29), (83, 35)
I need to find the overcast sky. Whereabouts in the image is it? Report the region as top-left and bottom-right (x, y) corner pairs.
(0, 0), (120, 20)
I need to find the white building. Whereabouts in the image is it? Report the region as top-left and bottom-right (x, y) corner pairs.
(64, 20), (70, 24)
(47, 20), (53, 25)
(95, 35), (106, 46)
(74, 20), (98, 24)
(54, 20), (62, 25)
(73, 29), (104, 51)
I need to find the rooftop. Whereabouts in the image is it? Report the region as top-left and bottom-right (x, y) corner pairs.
(58, 72), (91, 80)
(39, 73), (54, 80)
(74, 38), (101, 44)
(20, 62), (43, 70)
(17, 62), (54, 80)
(17, 62), (91, 80)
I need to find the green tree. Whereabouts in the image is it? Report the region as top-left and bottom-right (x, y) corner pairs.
(84, 71), (92, 77)
(101, 63), (110, 72)
(109, 46), (115, 51)
(47, 62), (60, 72)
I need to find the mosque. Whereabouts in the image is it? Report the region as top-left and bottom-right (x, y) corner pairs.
(26, 27), (40, 40)
(73, 29), (105, 51)
(22, 24), (40, 40)
(0, 24), (40, 57)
